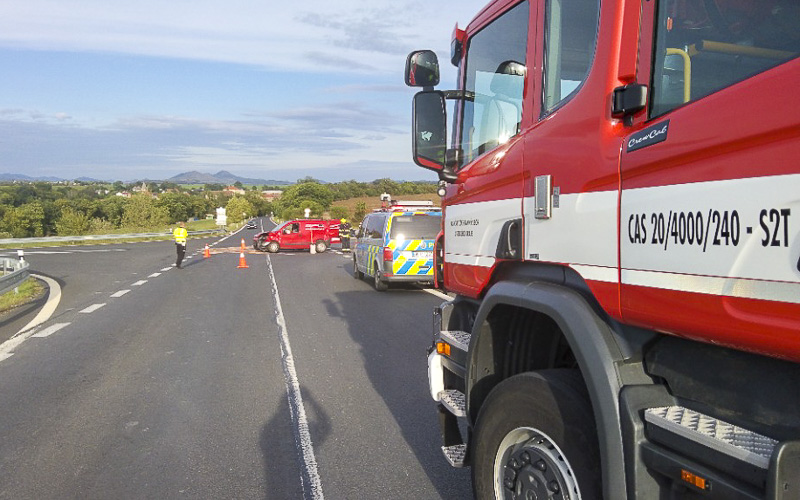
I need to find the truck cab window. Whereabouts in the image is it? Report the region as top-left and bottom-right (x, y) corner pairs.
(651, 0), (799, 117)
(542, 0), (600, 113)
(459, 1), (529, 165)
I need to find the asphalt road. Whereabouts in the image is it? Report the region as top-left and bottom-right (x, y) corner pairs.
(0, 218), (472, 499)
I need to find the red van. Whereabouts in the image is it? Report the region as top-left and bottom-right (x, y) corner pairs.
(253, 219), (338, 253)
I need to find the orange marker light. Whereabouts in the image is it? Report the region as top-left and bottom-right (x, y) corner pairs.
(681, 470), (707, 490)
(436, 342), (451, 357)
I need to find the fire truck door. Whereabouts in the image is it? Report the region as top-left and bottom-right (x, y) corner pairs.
(619, 0), (800, 346)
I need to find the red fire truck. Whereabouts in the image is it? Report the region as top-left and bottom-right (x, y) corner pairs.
(406, 0), (799, 498)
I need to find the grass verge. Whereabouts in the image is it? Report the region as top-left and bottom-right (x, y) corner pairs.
(0, 277), (46, 315)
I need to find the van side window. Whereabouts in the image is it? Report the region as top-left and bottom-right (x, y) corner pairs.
(650, 0), (799, 117)
(542, 0), (600, 114)
(459, 1), (529, 164)
(370, 216), (385, 239)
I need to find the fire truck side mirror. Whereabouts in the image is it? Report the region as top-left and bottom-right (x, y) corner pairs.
(412, 90), (451, 179)
(405, 50), (440, 88)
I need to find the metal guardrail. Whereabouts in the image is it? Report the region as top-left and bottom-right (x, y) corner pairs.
(0, 257), (30, 296)
(0, 229), (222, 246)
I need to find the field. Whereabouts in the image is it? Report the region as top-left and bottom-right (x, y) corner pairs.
(331, 193), (441, 220)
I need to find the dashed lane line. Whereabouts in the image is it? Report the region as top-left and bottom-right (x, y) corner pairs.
(148, 273), (161, 278)
(131, 280), (147, 286)
(79, 303), (106, 314)
(111, 290), (130, 298)
(32, 323), (70, 338)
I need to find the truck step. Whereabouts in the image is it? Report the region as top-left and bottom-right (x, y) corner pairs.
(644, 406), (777, 469)
(440, 330), (470, 351)
(442, 444), (467, 468)
(439, 389), (466, 417)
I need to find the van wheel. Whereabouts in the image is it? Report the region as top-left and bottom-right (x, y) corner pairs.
(353, 257), (363, 280)
(374, 265), (388, 292)
(255, 237), (269, 252)
(266, 241), (279, 253)
(315, 240), (328, 253)
(472, 370), (601, 500)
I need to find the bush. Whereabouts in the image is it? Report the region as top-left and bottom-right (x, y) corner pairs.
(329, 206), (350, 220)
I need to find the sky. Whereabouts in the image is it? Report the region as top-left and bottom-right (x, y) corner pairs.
(0, 1), (488, 183)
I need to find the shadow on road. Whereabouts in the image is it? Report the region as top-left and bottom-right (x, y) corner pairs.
(260, 386), (331, 500)
(318, 263), (472, 499)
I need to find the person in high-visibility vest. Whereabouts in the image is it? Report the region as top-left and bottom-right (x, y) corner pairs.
(340, 218), (352, 251)
(173, 221), (188, 269)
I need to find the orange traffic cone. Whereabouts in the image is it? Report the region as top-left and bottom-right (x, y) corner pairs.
(240, 238), (246, 251)
(237, 251), (249, 269)
(204, 244), (211, 258)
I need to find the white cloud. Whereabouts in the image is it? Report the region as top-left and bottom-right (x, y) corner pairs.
(0, 1), (486, 73)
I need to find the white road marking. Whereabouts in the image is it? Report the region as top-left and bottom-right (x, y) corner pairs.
(422, 288), (451, 301)
(148, 273), (161, 278)
(131, 280), (147, 286)
(0, 275), (65, 362)
(266, 254), (325, 500)
(160, 267), (172, 272)
(15, 274), (62, 335)
(32, 322), (70, 338)
(80, 303), (106, 313)
(111, 289), (130, 298)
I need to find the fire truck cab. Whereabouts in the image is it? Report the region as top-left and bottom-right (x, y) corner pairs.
(407, 0), (800, 498)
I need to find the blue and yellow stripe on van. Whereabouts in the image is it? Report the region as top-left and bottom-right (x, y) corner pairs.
(366, 243), (381, 275)
(387, 236), (434, 276)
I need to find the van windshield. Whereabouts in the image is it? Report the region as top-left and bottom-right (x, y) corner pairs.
(390, 215), (441, 240)
(272, 222), (289, 232)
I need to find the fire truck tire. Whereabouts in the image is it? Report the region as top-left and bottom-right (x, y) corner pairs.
(314, 240), (328, 253)
(353, 257), (363, 279)
(374, 265), (388, 292)
(266, 241), (279, 253)
(472, 370), (601, 500)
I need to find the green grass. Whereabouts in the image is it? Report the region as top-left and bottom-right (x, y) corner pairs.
(0, 277), (46, 314)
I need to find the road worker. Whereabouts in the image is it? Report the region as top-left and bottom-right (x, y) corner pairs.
(173, 221), (188, 269)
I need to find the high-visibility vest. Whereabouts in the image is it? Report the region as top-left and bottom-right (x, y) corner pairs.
(173, 227), (188, 245)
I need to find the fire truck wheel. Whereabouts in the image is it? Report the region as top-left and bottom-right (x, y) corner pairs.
(374, 265), (388, 292)
(472, 370), (601, 500)
(266, 241), (279, 253)
(314, 240), (328, 253)
(353, 257), (363, 280)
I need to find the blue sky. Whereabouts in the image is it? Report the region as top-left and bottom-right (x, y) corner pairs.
(0, 1), (487, 183)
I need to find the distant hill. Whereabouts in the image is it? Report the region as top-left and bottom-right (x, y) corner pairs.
(168, 171), (292, 186)
(0, 173), (65, 182)
(0, 171), (292, 185)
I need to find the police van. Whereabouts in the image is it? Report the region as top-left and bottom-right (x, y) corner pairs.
(353, 202), (441, 291)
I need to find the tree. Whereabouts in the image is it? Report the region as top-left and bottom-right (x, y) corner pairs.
(0, 202), (45, 237)
(55, 207), (91, 235)
(353, 201), (368, 222)
(121, 195), (170, 230)
(225, 196), (255, 224)
(156, 192), (191, 222)
(277, 182), (334, 213)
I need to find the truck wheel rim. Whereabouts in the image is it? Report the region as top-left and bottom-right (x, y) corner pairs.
(493, 427), (580, 500)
